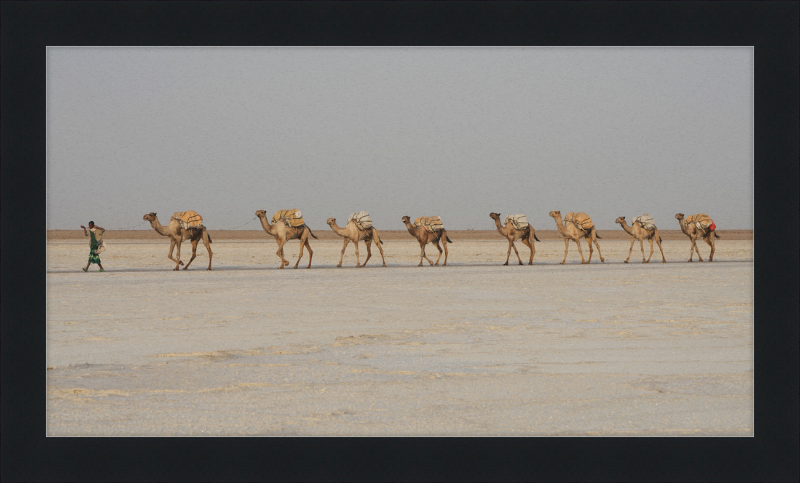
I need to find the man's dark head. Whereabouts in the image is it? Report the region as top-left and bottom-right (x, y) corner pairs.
(88, 221), (94, 227)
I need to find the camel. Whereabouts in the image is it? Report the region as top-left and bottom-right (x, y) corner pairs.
(401, 216), (452, 266)
(489, 213), (540, 265)
(615, 216), (666, 263)
(142, 212), (213, 270)
(255, 210), (318, 269)
(675, 213), (720, 262)
(548, 211), (605, 264)
(326, 217), (386, 268)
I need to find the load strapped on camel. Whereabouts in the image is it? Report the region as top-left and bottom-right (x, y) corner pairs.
(172, 211), (204, 231)
(564, 212), (593, 232)
(348, 211), (373, 231)
(685, 213), (716, 232)
(272, 209), (306, 228)
(633, 214), (656, 230)
(413, 216), (444, 233)
(505, 214), (529, 230)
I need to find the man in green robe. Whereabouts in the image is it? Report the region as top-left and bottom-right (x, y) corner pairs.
(81, 221), (106, 272)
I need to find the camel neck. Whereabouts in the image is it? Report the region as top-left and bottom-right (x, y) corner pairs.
(552, 216), (567, 235)
(493, 218), (505, 233)
(258, 216), (275, 233)
(150, 218), (170, 236)
(329, 222), (347, 236)
(619, 221), (634, 236)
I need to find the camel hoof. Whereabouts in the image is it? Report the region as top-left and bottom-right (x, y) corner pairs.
(600, 259), (605, 262)
(662, 260), (666, 263)
(503, 262), (508, 266)
(337, 264), (342, 268)
(179, 261), (184, 265)
(624, 260), (629, 263)
(207, 268), (211, 271)
(518, 262), (523, 266)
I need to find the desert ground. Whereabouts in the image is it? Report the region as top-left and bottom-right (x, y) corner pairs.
(47, 229), (753, 436)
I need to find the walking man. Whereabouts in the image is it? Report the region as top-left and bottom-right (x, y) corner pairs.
(81, 221), (106, 272)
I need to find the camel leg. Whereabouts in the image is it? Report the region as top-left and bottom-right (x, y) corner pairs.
(592, 232), (605, 262)
(338, 238), (349, 267)
(575, 238), (587, 264)
(173, 241), (182, 271)
(521, 237), (534, 265)
(373, 232), (386, 267)
(433, 239), (443, 266)
(639, 237), (646, 263)
(417, 242), (433, 267)
(362, 239), (372, 267)
(585, 236), (593, 263)
(167, 238), (184, 267)
(705, 235), (715, 262)
(204, 231), (213, 270)
(692, 235), (704, 262)
(656, 238), (666, 263)
(276, 239), (289, 269)
(625, 237), (635, 263)
(504, 240), (513, 266)
(294, 234), (312, 269)
(354, 239), (361, 268)
(511, 241), (523, 265)
(561, 238), (569, 264)
(442, 239), (448, 266)
(645, 238), (654, 263)
(304, 239), (313, 268)
(183, 238), (199, 270)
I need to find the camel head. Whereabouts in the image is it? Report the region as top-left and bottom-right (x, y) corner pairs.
(143, 212), (157, 221)
(255, 210), (266, 218)
(326, 217), (336, 226)
(615, 216), (626, 224)
(548, 210), (561, 218)
(489, 212), (501, 220)
(675, 213), (684, 220)
(401, 216), (411, 223)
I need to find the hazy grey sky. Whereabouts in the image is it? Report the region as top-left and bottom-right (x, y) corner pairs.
(47, 47), (753, 231)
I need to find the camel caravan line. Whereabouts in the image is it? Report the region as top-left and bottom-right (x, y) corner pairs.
(138, 210), (721, 270)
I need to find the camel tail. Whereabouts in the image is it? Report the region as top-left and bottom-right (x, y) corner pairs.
(446, 235), (453, 243)
(533, 233), (541, 242)
(307, 226), (318, 239)
(659, 237), (663, 244)
(595, 233), (602, 239)
(714, 232), (721, 239)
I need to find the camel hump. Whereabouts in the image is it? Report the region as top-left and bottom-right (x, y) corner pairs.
(505, 214), (529, 230)
(272, 209), (305, 227)
(633, 214), (655, 230)
(348, 211), (373, 230)
(686, 213), (714, 230)
(172, 211), (204, 230)
(414, 216), (444, 233)
(564, 212), (593, 230)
